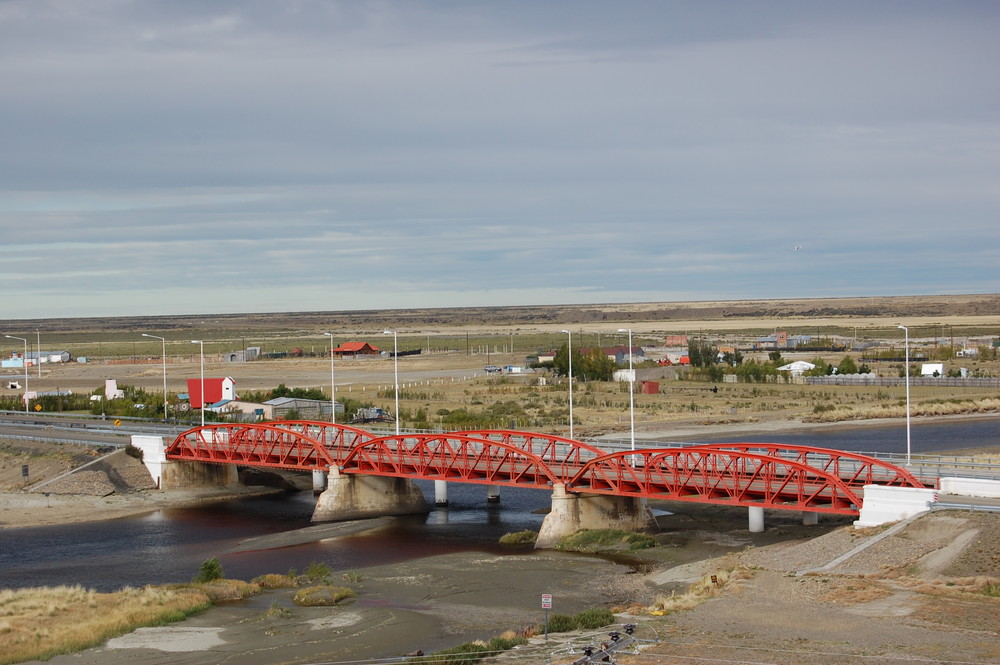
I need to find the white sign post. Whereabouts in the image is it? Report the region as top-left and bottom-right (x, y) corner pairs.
(541, 593), (552, 641)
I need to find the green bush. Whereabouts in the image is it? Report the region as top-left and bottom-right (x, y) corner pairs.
(539, 607), (617, 635)
(573, 607), (615, 629)
(194, 557), (224, 584)
(498, 530), (537, 545)
(545, 613), (578, 632)
(556, 529), (657, 552)
(304, 560), (332, 581)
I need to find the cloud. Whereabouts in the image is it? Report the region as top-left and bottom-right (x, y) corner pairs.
(0, 1), (998, 318)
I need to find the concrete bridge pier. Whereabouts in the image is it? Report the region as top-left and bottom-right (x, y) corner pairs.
(132, 435), (239, 489)
(802, 511), (819, 526)
(312, 467), (431, 522)
(434, 479), (448, 506)
(748, 506), (765, 533)
(486, 485), (501, 504)
(534, 484), (658, 549)
(312, 470), (328, 495)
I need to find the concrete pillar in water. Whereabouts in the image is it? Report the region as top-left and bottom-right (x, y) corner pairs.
(312, 467), (430, 522)
(312, 470), (328, 495)
(802, 511), (819, 526)
(748, 506), (765, 533)
(434, 479), (448, 506)
(535, 484), (658, 549)
(486, 485), (501, 504)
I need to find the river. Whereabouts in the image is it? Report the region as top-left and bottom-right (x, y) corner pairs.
(1, 418), (996, 592)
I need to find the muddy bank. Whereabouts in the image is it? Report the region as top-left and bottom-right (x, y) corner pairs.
(32, 549), (643, 665)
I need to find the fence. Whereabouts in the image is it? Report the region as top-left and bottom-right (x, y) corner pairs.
(804, 376), (1000, 388)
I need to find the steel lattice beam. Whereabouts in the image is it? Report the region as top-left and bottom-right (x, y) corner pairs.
(165, 424), (920, 516)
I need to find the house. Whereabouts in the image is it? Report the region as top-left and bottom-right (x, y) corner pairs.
(605, 346), (644, 365)
(332, 342), (381, 357)
(186, 377), (237, 409)
(27, 350), (72, 364)
(265, 397), (344, 420)
(754, 332), (813, 349)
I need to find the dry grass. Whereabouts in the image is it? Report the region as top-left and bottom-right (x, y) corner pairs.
(648, 564), (753, 614)
(191, 579), (261, 602)
(805, 397), (1000, 423)
(251, 573), (299, 589)
(821, 580), (893, 604)
(0, 585), (210, 665)
(292, 585), (357, 607)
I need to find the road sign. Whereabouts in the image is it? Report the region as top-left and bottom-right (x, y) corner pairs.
(541, 593), (552, 609)
(114, 419), (121, 427)
(34, 404), (42, 411)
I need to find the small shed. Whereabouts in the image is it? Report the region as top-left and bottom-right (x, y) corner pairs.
(777, 361), (816, 377)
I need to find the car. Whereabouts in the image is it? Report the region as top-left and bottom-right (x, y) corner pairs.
(484, 365), (502, 374)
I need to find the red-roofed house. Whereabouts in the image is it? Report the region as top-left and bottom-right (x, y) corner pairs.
(332, 342), (381, 357)
(186, 377), (237, 409)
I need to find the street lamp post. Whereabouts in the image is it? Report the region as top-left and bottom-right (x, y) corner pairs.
(323, 332), (336, 424)
(383, 330), (399, 435)
(191, 340), (205, 427)
(897, 325), (911, 466)
(560, 329), (574, 439)
(5, 335), (28, 413)
(36, 329), (41, 378)
(142, 334), (169, 422)
(618, 328), (636, 453)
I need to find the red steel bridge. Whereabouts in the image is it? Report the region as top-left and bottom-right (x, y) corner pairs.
(165, 421), (928, 516)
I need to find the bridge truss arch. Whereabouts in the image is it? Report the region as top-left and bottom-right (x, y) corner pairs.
(570, 448), (863, 514)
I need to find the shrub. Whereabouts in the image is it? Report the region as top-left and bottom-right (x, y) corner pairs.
(499, 530), (537, 546)
(193, 579), (260, 602)
(544, 613), (578, 632)
(251, 573), (298, 589)
(304, 561), (333, 582)
(573, 607), (615, 629)
(293, 586), (356, 607)
(556, 529), (657, 552)
(194, 558), (224, 584)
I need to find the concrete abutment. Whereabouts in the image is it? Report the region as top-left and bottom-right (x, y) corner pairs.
(534, 484), (658, 549)
(312, 467), (430, 522)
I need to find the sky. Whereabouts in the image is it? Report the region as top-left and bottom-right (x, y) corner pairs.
(1, 1), (998, 319)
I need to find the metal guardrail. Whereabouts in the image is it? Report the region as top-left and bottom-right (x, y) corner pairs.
(933, 502), (1000, 513)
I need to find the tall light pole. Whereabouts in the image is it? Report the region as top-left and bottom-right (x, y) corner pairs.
(383, 329), (399, 435)
(36, 329), (42, 378)
(618, 328), (636, 453)
(191, 340), (205, 427)
(5, 335), (28, 413)
(897, 325), (911, 465)
(142, 334), (168, 422)
(323, 332), (336, 424)
(560, 329), (574, 439)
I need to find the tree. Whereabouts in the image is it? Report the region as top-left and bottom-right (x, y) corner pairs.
(837, 356), (859, 375)
(687, 339), (719, 368)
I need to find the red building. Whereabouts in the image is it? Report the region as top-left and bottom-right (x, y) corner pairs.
(186, 377), (237, 408)
(332, 342), (381, 357)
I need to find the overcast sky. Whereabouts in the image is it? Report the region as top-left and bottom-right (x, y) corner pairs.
(2, 1), (997, 319)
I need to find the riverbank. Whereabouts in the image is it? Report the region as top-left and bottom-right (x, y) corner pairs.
(15, 506), (999, 665)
